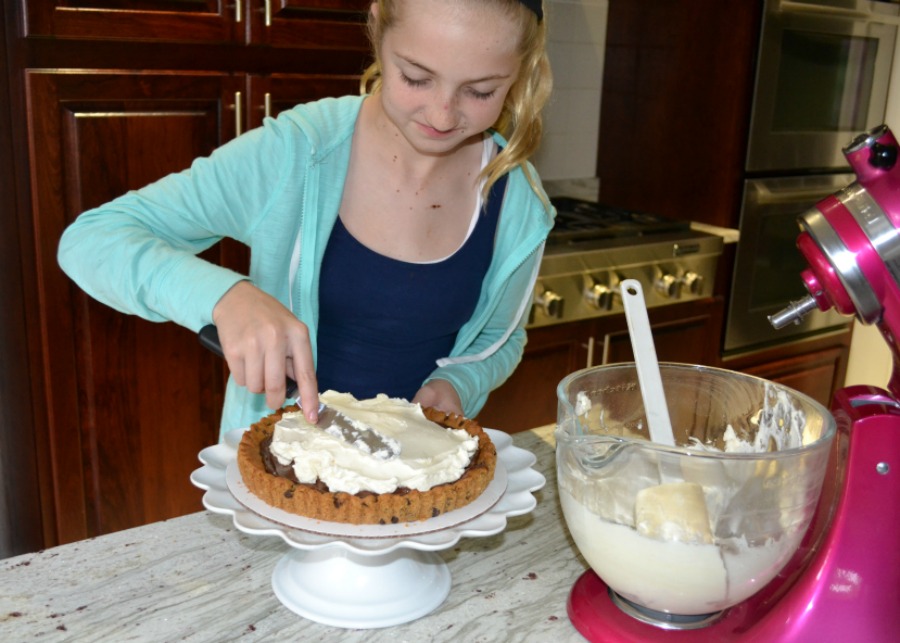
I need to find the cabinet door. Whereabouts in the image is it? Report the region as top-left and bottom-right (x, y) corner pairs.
(245, 73), (361, 130)
(26, 70), (241, 545)
(597, 0), (761, 229)
(722, 330), (852, 409)
(478, 299), (724, 433)
(741, 346), (847, 409)
(246, 0), (369, 50)
(477, 321), (593, 433)
(23, 1), (240, 42)
(600, 299), (724, 367)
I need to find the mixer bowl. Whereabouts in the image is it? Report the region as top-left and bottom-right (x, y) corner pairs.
(556, 363), (836, 618)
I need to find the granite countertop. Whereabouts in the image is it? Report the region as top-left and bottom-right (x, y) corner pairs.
(0, 426), (593, 642)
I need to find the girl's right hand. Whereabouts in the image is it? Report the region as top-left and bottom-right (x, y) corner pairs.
(211, 280), (320, 422)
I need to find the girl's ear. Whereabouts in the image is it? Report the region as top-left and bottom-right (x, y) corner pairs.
(370, 1), (379, 20)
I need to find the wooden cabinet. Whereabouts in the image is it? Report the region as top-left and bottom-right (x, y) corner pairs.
(477, 320), (593, 433)
(478, 298), (848, 433)
(248, 0), (370, 49)
(1, 0), (371, 554)
(245, 73), (360, 130)
(23, 1), (369, 49)
(597, 0), (763, 230)
(26, 70), (240, 544)
(722, 330), (853, 410)
(24, 1), (238, 42)
(478, 298), (724, 432)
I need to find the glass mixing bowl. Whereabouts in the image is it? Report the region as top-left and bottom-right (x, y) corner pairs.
(556, 363), (836, 617)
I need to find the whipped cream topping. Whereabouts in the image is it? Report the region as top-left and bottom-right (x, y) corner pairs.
(269, 391), (478, 495)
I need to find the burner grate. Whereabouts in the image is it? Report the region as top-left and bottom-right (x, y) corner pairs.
(549, 197), (691, 244)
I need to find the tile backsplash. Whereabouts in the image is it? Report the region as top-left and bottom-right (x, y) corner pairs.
(532, 0), (609, 184)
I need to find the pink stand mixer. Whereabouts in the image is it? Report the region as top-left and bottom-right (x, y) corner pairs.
(565, 125), (900, 641)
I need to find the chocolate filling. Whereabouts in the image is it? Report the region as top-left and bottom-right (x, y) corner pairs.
(260, 436), (298, 481)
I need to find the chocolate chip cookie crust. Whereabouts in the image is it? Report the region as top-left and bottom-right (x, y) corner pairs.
(236, 404), (497, 525)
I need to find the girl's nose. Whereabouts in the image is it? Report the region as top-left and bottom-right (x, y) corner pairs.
(427, 93), (459, 131)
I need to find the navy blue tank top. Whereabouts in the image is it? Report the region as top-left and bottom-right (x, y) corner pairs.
(316, 173), (507, 401)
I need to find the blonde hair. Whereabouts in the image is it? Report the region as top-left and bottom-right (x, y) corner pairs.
(360, 0), (552, 203)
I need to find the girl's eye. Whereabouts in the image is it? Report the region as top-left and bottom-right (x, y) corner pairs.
(468, 88), (497, 101)
(400, 73), (428, 88)
(399, 71), (497, 101)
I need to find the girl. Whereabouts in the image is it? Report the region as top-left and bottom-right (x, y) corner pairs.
(58, 0), (554, 433)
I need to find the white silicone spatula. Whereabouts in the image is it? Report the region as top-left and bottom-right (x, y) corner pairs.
(620, 279), (676, 447)
(621, 280), (715, 544)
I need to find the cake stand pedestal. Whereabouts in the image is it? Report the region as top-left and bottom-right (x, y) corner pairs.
(191, 428), (545, 629)
(272, 547), (450, 628)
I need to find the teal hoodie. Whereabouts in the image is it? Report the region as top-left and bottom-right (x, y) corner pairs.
(58, 95), (555, 433)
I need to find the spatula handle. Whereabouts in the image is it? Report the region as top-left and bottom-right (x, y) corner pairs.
(198, 324), (299, 398)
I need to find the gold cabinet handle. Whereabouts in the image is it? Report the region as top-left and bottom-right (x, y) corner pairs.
(235, 0), (242, 23)
(234, 91), (243, 136)
(264, 92), (272, 120)
(265, 0), (272, 26)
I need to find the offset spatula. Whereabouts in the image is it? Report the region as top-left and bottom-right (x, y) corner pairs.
(198, 324), (399, 459)
(198, 324), (298, 398)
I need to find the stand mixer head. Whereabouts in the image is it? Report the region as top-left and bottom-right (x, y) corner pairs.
(769, 124), (900, 396)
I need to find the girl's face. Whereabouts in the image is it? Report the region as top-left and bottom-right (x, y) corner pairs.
(376, 0), (523, 156)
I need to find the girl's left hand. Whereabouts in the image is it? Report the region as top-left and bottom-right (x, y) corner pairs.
(412, 379), (463, 416)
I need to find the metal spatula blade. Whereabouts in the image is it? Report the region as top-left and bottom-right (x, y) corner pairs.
(316, 405), (401, 461)
(198, 324), (399, 460)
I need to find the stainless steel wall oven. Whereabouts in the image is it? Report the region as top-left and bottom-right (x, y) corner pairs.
(724, 174), (854, 352)
(747, 0), (898, 174)
(725, 0), (899, 354)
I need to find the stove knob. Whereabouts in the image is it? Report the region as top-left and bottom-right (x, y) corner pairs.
(680, 271), (703, 295)
(585, 283), (615, 310)
(654, 273), (678, 299)
(535, 289), (564, 318)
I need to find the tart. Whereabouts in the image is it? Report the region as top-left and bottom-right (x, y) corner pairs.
(236, 400), (497, 525)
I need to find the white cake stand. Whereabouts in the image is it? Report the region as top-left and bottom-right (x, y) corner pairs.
(190, 428), (545, 629)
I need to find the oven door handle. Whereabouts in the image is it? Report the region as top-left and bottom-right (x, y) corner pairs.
(752, 183), (847, 206)
(776, 0), (887, 21)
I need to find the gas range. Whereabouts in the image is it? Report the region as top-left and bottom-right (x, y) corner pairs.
(529, 198), (724, 328)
